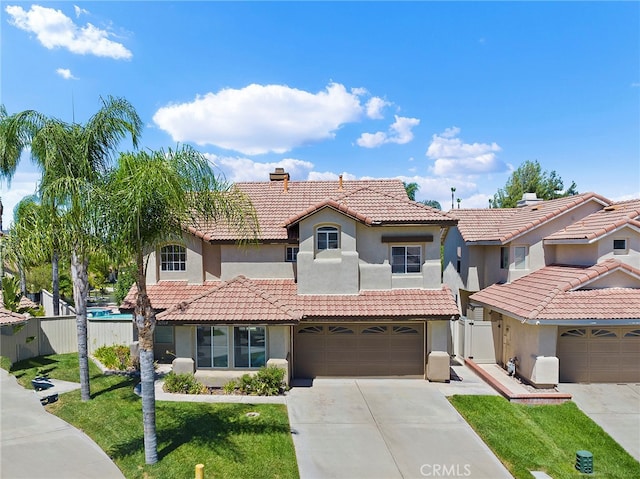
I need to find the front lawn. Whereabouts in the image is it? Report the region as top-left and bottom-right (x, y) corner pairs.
(450, 395), (640, 479)
(10, 354), (299, 479)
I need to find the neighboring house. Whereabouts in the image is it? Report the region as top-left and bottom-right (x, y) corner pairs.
(122, 171), (459, 381)
(443, 194), (640, 385)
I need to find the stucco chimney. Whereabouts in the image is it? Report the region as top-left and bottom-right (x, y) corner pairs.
(283, 175), (288, 193)
(339, 174), (343, 191)
(517, 192), (543, 208)
(269, 167), (290, 181)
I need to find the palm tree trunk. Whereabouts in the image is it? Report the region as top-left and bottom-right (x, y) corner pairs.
(135, 256), (157, 464)
(19, 263), (27, 297)
(71, 249), (91, 401)
(52, 249), (60, 316)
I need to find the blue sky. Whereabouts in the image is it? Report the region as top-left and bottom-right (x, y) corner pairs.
(2, 1), (639, 227)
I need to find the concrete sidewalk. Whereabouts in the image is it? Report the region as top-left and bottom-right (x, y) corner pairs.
(0, 369), (124, 479)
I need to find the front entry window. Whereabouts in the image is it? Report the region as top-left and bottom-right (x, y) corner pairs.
(234, 326), (266, 368)
(196, 326), (229, 368)
(317, 226), (339, 250)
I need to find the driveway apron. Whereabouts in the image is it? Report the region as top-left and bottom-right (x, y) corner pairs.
(557, 383), (640, 461)
(0, 369), (124, 479)
(287, 378), (512, 479)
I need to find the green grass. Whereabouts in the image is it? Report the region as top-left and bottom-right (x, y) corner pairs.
(450, 395), (640, 479)
(0, 355), (12, 371)
(10, 354), (299, 479)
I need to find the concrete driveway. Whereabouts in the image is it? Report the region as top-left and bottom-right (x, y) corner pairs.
(287, 378), (512, 479)
(0, 369), (124, 479)
(557, 383), (640, 461)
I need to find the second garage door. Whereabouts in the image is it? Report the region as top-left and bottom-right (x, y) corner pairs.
(557, 327), (640, 383)
(294, 322), (425, 378)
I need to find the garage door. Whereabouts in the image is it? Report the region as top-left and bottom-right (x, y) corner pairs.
(294, 322), (425, 378)
(557, 327), (640, 383)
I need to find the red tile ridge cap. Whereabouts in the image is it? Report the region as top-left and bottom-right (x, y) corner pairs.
(281, 198), (374, 227)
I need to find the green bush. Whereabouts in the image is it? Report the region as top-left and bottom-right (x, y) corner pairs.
(94, 345), (134, 371)
(163, 372), (207, 394)
(222, 379), (238, 394)
(237, 366), (286, 396)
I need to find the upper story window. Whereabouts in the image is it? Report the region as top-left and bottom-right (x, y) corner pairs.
(286, 246), (299, 262)
(513, 246), (527, 270)
(160, 244), (186, 271)
(613, 239), (628, 255)
(391, 245), (421, 273)
(500, 247), (509, 269)
(317, 226), (339, 250)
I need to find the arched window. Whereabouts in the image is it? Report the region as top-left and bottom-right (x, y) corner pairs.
(160, 244), (186, 271)
(316, 226), (339, 250)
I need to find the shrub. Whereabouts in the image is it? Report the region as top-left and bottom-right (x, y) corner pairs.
(237, 366), (286, 396)
(94, 345), (134, 371)
(163, 372), (207, 394)
(222, 379), (238, 395)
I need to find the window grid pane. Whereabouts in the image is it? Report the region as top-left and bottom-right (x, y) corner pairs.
(234, 326), (266, 368)
(391, 246), (421, 273)
(161, 245), (186, 271)
(317, 227), (339, 250)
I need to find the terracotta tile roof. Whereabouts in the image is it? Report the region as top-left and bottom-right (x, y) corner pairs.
(18, 296), (39, 310)
(545, 198), (640, 242)
(156, 276), (303, 323)
(0, 307), (29, 325)
(120, 281), (221, 310)
(469, 259), (640, 321)
(126, 277), (460, 322)
(449, 193), (610, 244)
(190, 179), (456, 241)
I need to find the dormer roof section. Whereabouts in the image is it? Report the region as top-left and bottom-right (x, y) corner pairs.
(545, 199), (640, 244)
(449, 192), (611, 245)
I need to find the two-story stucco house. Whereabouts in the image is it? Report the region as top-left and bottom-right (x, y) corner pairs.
(443, 194), (640, 386)
(122, 171), (459, 383)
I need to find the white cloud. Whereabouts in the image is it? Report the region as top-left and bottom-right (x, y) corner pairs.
(426, 127), (507, 176)
(56, 68), (76, 80)
(631, 82), (640, 88)
(154, 83), (365, 155)
(205, 154), (315, 182)
(6, 4), (132, 60)
(74, 5), (89, 17)
(357, 115), (420, 148)
(365, 97), (390, 119)
(0, 171), (41, 229)
(397, 174), (484, 211)
(307, 171), (357, 181)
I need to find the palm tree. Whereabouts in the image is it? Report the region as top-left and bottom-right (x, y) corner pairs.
(102, 145), (259, 464)
(2, 97), (142, 400)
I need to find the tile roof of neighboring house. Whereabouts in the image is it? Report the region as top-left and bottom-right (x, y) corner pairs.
(189, 179), (456, 242)
(0, 307), (29, 325)
(18, 296), (38, 310)
(126, 277), (460, 322)
(545, 198), (640, 243)
(469, 259), (640, 321)
(448, 193), (610, 244)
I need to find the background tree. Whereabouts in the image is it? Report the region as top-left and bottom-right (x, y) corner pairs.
(101, 145), (259, 464)
(402, 182), (442, 209)
(3, 97), (141, 400)
(493, 160), (578, 208)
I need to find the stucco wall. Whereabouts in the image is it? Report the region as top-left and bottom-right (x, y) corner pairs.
(220, 244), (296, 280)
(502, 316), (558, 383)
(587, 269), (640, 288)
(297, 209), (359, 294)
(427, 320), (450, 355)
(203, 242), (221, 280)
(175, 325), (193, 358)
(597, 227), (640, 269)
(268, 326), (290, 359)
(553, 243), (598, 265)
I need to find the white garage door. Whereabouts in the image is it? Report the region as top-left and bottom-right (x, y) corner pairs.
(557, 327), (640, 383)
(294, 322), (425, 378)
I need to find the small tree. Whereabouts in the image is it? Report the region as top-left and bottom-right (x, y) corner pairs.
(102, 145), (259, 464)
(493, 160), (578, 208)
